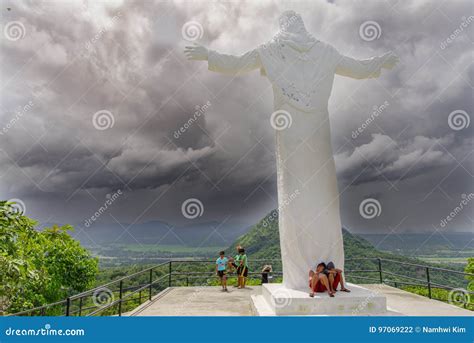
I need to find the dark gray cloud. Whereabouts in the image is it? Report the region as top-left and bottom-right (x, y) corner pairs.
(0, 0), (472, 238)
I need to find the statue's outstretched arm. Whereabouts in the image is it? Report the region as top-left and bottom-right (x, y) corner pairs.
(335, 51), (399, 79)
(185, 44), (261, 76)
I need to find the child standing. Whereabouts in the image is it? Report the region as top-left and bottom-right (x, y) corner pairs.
(237, 248), (249, 289)
(232, 245), (242, 287)
(216, 251), (229, 292)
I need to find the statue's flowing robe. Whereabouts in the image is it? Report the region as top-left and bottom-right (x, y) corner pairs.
(208, 40), (387, 291)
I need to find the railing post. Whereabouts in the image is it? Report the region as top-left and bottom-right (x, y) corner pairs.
(148, 268), (153, 300)
(78, 296), (83, 316)
(169, 261), (172, 287)
(148, 268), (153, 301)
(65, 297), (71, 316)
(186, 276), (189, 287)
(118, 280), (123, 316)
(426, 267), (432, 299)
(139, 290), (142, 304)
(377, 258), (383, 283)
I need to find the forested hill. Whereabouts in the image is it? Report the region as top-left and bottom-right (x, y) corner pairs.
(228, 210), (467, 288)
(228, 210), (385, 261)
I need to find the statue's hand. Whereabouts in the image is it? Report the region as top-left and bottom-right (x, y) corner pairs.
(381, 51), (399, 70)
(184, 44), (209, 61)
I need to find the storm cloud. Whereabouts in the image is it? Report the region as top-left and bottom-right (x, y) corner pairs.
(0, 0), (472, 242)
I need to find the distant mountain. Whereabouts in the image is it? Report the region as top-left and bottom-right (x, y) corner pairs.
(228, 210), (383, 261)
(39, 220), (251, 247)
(359, 232), (474, 257)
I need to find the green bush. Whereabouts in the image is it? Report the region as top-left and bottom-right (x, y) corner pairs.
(402, 285), (473, 311)
(0, 200), (98, 315)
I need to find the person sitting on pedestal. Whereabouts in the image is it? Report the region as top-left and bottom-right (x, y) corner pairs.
(325, 261), (351, 293)
(309, 262), (335, 298)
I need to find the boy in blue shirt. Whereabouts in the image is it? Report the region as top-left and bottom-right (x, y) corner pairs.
(216, 251), (229, 292)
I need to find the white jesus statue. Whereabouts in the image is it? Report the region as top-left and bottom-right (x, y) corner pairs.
(185, 10), (398, 291)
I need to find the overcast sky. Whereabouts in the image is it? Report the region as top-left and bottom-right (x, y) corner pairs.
(0, 0), (472, 239)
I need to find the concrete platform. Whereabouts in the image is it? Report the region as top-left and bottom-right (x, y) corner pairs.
(127, 284), (473, 316)
(130, 286), (260, 316)
(363, 284), (474, 316)
(252, 283), (387, 316)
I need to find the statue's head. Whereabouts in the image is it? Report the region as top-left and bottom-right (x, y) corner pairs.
(278, 10), (306, 34)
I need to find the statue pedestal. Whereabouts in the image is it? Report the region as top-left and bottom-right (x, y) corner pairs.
(251, 283), (387, 316)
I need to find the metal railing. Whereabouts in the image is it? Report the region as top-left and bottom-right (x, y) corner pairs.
(7, 257), (473, 316)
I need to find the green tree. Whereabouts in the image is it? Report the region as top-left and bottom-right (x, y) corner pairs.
(0, 200), (98, 314)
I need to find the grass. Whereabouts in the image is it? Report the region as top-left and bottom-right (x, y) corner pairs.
(418, 257), (469, 265)
(402, 285), (473, 311)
